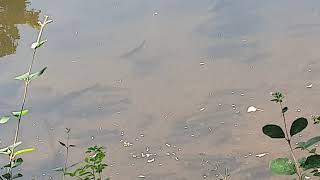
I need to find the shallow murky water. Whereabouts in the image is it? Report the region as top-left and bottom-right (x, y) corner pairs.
(1, 0), (320, 179)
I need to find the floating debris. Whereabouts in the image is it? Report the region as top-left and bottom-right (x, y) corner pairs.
(256, 152), (268, 158)
(247, 106), (262, 113)
(203, 174), (207, 178)
(200, 62), (206, 66)
(147, 158), (155, 163)
(123, 141), (133, 147)
(200, 107), (206, 112)
(307, 84), (313, 88)
(165, 143), (171, 147)
(153, 12), (158, 16)
(146, 153), (153, 158)
(140, 134), (144, 137)
(138, 175), (146, 178)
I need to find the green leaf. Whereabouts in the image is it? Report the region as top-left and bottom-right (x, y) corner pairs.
(12, 173), (22, 179)
(262, 125), (286, 138)
(310, 148), (317, 154)
(314, 172), (320, 176)
(0, 142), (22, 155)
(14, 72), (29, 81)
(13, 148), (34, 158)
(52, 167), (64, 172)
(302, 155), (320, 170)
(270, 158), (296, 175)
(290, 118), (308, 136)
(271, 92), (284, 103)
(31, 40), (47, 49)
(0, 117), (10, 124)
(12, 158), (23, 168)
(12, 110), (29, 118)
(2, 173), (11, 179)
(299, 157), (307, 167)
(296, 136), (320, 150)
(28, 67), (47, 81)
(14, 67), (47, 82)
(59, 141), (66, 147)
(314, 116), (320, 124)
(282, 107), (288, 113)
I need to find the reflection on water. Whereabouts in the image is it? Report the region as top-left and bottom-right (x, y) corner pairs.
(0, 0), (40, 58)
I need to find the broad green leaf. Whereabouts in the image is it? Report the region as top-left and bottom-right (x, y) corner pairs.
(0, 117), (10, 124)
(296, 136), (320, 150)
(270, 158), (296, 175)
(302, 155), (320, 170)
(262, 125), (286, 138)
(12, 173), (22, 179)
(14, 72), (29, 81)
(290, 118), (308, 136)
(12, 110), (29, 118)
(28, 67), (47, 81)
(13, 148), (35, 158)
(282, 107), (288, 113)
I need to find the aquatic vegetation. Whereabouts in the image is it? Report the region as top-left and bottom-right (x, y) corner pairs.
(262, 92), (320, 179)
(54, 129), (109, 180)
(64, 145), (109, 180)
(0, 15), (52, 179)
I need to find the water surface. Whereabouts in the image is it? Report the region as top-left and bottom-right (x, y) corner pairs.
(1, 0), (320, 179)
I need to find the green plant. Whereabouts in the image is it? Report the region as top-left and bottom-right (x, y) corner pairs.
(262, 92), (320, 179)
(57, 128), (76, 179)
(0, 15), (52, 180)
(64, 145), (108, 180)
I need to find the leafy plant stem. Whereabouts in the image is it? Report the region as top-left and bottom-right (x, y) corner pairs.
(8, 15), (51, 180)
(63, 130), (70, 180)
(279, 102), (302, 179)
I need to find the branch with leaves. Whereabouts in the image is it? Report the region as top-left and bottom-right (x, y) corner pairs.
(263, 92), (320, 179)
(0, 15), (52, 180)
